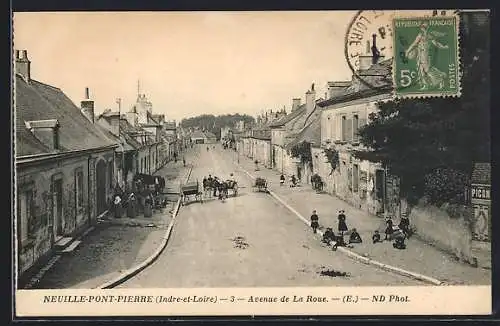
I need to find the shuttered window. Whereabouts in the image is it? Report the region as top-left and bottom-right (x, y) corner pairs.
(353, 115), (359, 142)
(345, 117), (353, 142)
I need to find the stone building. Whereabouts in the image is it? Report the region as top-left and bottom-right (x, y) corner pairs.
(15, 50), (118, 286)
(317, 52), (394, 216)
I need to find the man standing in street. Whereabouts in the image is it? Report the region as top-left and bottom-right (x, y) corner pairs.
(310, 210), (319, 234)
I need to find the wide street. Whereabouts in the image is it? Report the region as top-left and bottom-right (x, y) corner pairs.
(118, 144), (423, 288)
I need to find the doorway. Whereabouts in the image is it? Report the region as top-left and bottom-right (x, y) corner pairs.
(96, 160), (107, 215)
(52, 178), (64, 240)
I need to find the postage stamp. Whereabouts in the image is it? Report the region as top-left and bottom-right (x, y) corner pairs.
(393, 16), (461, 98)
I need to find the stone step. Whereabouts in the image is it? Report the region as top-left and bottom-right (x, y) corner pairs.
(54, 237), (73, 250)
(61, 240), (82, 253)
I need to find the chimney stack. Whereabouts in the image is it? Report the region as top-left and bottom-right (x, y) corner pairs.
(292, 98), (301, 112)
(80, 87), (95, 123)
(305, 85), (316, 116)
(15, 49), (31, 82)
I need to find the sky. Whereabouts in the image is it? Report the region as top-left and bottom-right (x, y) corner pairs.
(13, 11), (357, 122)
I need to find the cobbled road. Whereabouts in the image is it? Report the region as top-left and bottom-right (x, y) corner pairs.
(118, 144), (424, 287)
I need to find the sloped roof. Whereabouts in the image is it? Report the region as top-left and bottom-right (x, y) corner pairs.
(328, 81), (351, 87)
(191, 130), (206, 139)
(269, 105), (307, 127)
(204, 131), (217, 139)
(285, 116), (321, 150)
(16, 75), (117, 157)
(471, 163), (491, 185)
(164, 122), (176, 130)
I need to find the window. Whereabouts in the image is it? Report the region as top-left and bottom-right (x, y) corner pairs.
(352, 164), (359, 193)
(353, 114), (359, 142)
(75, 170), (84, 213)
(18, 189), (34, 243)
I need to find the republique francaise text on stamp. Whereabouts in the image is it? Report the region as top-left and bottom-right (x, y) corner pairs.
(393, 16), (461, 98)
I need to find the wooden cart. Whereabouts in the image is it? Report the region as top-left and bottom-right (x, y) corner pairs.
(180, 180), (203, 205)
(253, 177), (268, 192)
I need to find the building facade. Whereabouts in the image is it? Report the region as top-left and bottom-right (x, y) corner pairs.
(15, 50), (118, 286)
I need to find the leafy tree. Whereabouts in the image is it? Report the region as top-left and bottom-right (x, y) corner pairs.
(180, 114), (255, 139)
(290, 141), (313, 169)
(356, 12), (490, 206)
(323, 148), (340, 175)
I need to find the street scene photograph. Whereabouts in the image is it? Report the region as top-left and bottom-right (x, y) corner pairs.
(13, 9), (490, 299)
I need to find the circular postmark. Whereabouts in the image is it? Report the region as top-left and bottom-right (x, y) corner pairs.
(344, 10), (396, 90)
(344, 10), (457, 91)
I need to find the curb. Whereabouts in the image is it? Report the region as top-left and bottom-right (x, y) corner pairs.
(98, 166), (194, 289)
(239, 166), (443, 286)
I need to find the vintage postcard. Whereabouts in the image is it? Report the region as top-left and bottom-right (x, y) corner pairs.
(12, 10), (491, 318)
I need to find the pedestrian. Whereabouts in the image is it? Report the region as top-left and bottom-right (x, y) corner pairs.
(183, 157), (186, 167)
(399, 214), (411, 238)
(393, 232), (406, 250)
(348, 228), (362, 244)
(372, 230), (382, 244)
(337, 210), (348, 236)
(280, 174), (285, 186)
(310, 210), (319, 234)
(322, 227), (335, 244)
(385, 217), (394, 240)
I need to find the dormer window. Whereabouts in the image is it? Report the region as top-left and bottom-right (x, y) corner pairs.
(25, 119), (60, 150)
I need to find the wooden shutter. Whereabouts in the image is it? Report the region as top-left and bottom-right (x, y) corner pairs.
(345, 118), (353, 142)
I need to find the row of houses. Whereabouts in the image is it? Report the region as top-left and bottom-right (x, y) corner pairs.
(238, 37), (416, 220)
(238, 10), (491, 244)
(14, 50), (184, 286)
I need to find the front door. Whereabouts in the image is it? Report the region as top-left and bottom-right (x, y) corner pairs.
(52, 179), (63, 240)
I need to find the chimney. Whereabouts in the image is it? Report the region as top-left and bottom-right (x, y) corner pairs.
(305, 86), (316, 116)
(15, 49), (31, 82)
(292, 98), (301, 111)
(25, 119), (60, 150)
(358, 40), (373, 71)
(126, 111), (138, 127)
(80, 87), (95, 123)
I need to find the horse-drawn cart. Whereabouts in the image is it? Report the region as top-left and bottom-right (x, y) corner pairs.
(180, 180), (203, 205)
(253, 177), (268, 192)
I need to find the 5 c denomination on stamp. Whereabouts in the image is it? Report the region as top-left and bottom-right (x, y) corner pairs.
(393, 16), (461, 98)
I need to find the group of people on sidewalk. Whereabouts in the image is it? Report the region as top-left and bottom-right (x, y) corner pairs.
(280, 173), (299, 187)
(310, 209), (412, 251)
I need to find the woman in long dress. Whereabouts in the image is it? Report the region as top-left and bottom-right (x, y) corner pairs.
(337, 210), (348, 236)
(405, 22), (449, 90)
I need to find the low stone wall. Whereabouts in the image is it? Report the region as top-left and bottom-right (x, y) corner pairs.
(409, 202), (474, 264)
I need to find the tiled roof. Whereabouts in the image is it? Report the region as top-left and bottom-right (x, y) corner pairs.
(191, 130), (206, 139)
(269, 105), (307, 127)
(471, 163), (491, 185)
(16, 130), (51, 156)
(204, 131), (217, 139)
(328, 81), (351, 87)
(16, 75), (117, 157)
(285, 116), (321, 150)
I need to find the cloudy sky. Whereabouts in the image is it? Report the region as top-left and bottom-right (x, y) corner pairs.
(13, 11), (357, 122)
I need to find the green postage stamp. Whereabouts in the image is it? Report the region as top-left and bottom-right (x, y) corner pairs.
(393, 16), (461, 98)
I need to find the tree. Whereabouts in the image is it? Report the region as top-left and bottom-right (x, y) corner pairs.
(290, 141), (313, 169)
(180, 114), (255, 139)
(356, 12), (490, 206)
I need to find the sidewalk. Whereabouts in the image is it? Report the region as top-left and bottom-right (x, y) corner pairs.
(235, 153), (491, 285)
(33, 152), (194, 289)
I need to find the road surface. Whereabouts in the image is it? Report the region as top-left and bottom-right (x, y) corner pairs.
(118, 144), (423, 287)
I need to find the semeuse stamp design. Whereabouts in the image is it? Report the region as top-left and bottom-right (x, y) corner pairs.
(393, 16), (461, 97)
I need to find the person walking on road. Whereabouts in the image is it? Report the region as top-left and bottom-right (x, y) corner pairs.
(310, 210), (319, 234)
(337, 210), (348, 237)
